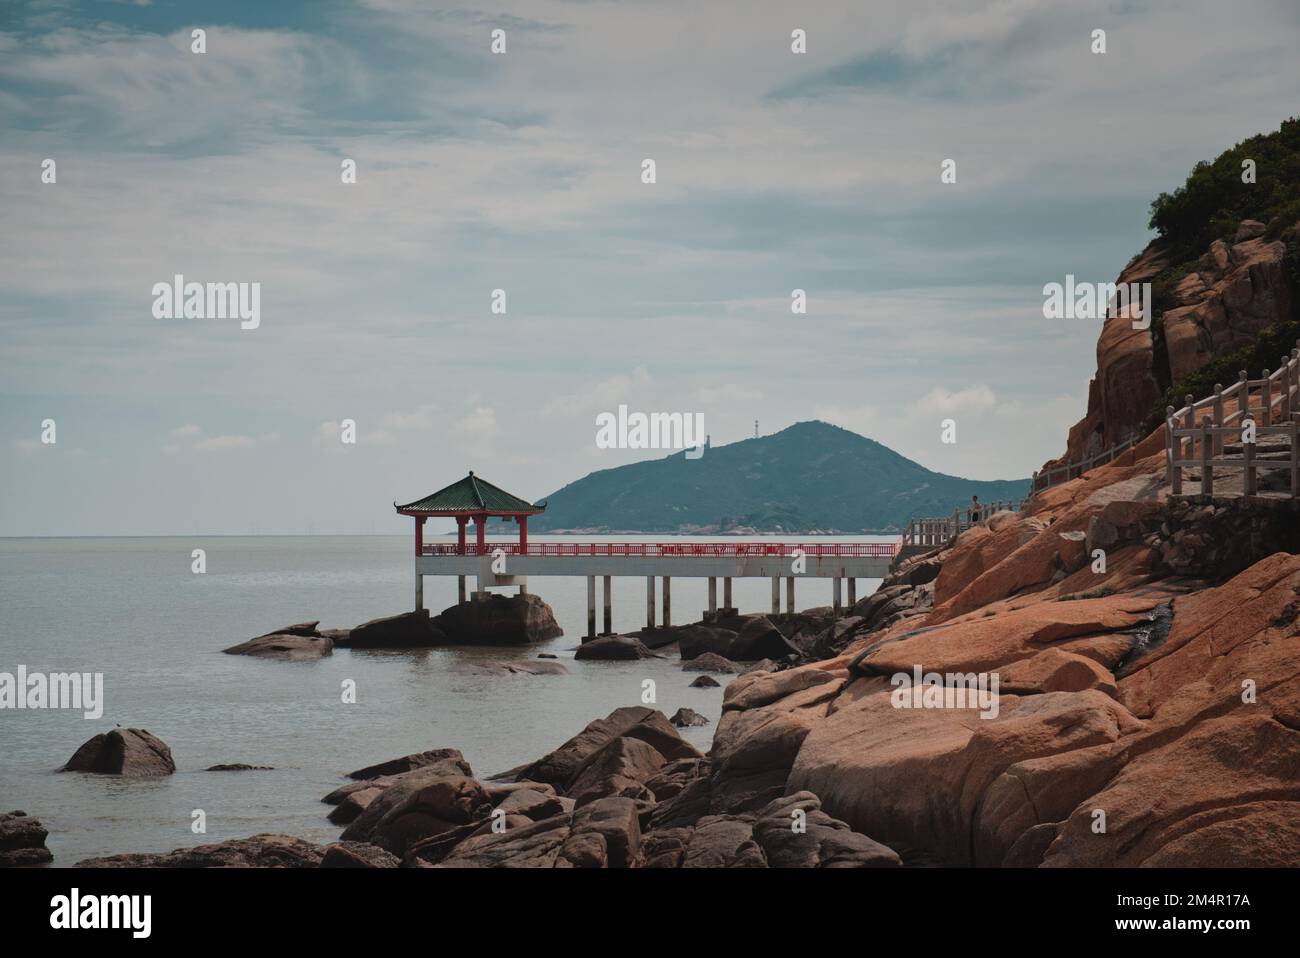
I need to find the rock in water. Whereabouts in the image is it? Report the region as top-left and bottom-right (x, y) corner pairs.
(433, 593), (563, 645)
(574, 636), (656, 660)
(689, 675), (721, 688)
(62, 728), (176, 777)
(669, 708), (710, 728)
(77, 834), (324, 868)
(345, 610), (446, 649)
(222, 621), (333, 661)
(0, 811), (53, 866)
(682, 652), (740, 673)
(347, 748), (471, 781)
(206, 763), (273, 771)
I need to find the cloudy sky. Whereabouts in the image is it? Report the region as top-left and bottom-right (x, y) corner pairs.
(2, 0), (1297, 536)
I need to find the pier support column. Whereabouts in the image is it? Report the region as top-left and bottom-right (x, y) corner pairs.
(662, 576), (672, 628)
(586, 575), (596, 640)
(646, 576), (656, 630)
(457, 575), (467, 604)
(724, 577), (733, 613)
(848, 578), (857, 606)
(786, 576), (794, 614)
(833, 577), (843, 615)
(707, 577), (717, 616)
(415, 572), (424, 612)
(602, 576), (612, 635)
(519, 580), (528, 596)
(771, 576), (780, 615)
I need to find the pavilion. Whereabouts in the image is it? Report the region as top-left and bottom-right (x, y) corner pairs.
(395, 471), (545, 609)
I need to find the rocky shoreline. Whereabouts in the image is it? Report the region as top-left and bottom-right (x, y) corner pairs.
(12, 427), (1300, 867)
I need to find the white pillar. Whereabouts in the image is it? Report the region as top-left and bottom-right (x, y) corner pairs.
(646, 576), (656, 629)
(603, 576), (612, 635)
(833, 577), (842, 615)
(771, 576), (780, 615)
(786, 576), (794, 614)
(586, 575), (596, 639)
(662, 576), (672, 628)
(457, 575), (467, 604)
(847, 578), (857, 606)
(415, 572), (424, 612)
(724, 577), (733, 612)
(707, 577), (717, 615)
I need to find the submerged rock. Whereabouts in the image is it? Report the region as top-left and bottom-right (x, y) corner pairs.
(206, 763), (273, 771)
(222, 627), (333, 661)
(689, 675), (721, 688)
(62, 728), (175, 777)
(77, 833), (324, 868)
(682, 652), (740, 673)
(574, 636), (656, 660)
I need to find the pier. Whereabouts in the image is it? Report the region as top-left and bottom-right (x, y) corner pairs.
(397, 472), (898, 637)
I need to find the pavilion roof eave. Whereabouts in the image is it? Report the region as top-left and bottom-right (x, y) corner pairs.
(394, 505), (545, 518)
(393, 471), (545, 516)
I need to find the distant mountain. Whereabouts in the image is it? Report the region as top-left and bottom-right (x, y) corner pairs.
(527, 421), (1030, 534)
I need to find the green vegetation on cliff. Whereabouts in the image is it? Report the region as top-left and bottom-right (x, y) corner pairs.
(1142, 117), (1300, 431)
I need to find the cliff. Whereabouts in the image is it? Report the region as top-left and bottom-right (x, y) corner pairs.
(1048, 117), (1300, 473)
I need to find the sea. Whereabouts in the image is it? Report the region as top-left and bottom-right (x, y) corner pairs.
(0, 534), (890, 865)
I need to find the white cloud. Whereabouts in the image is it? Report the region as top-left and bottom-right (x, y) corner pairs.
(698, 383), (763, 403)
(918, 385), (999, 414)
(192, 434), (256, 452)
(170, 423), (202, 439)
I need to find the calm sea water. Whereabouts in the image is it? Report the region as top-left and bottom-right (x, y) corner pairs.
(0, 534), (887, 866)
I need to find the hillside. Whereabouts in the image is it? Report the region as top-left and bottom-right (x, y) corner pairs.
(527, 420), (1029, 533)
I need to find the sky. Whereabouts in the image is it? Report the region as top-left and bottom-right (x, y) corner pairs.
(2, 0), (1298, 536)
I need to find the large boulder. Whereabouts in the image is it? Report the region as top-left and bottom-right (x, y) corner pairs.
(320, 842), (401, 868)
(340, 772), (490, 856)
(513, 707), (701, 790)
(77, 834), (323, 868)
(753, 792), (900, 868)
(0, 811), (53, 866)
(676, 625), (741, 660)
(567, 736), (668, 807)
(62, 728), (175, 777)
(435, 813), (572, 868)
(345, 610), (445, 649)
(558, 797), (643, 868)
(433, 594), (563, 645)
(681, 816), (767, 868)
(729, 616), (800, 661)
(347, 748), (471, 780)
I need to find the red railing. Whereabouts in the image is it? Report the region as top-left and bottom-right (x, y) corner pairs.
(421, 541), (899, 558)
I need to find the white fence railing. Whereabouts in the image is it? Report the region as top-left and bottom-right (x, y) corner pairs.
(1166, 340), (1300, 499)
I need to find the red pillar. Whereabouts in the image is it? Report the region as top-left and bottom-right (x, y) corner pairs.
(518, 515), (528, 553)
(475, 512), (486, 555)
(414, 516), (425, 556)
(456, 516), (467, 555)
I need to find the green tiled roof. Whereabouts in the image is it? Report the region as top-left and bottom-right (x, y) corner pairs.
(395, 472), (544, 514)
